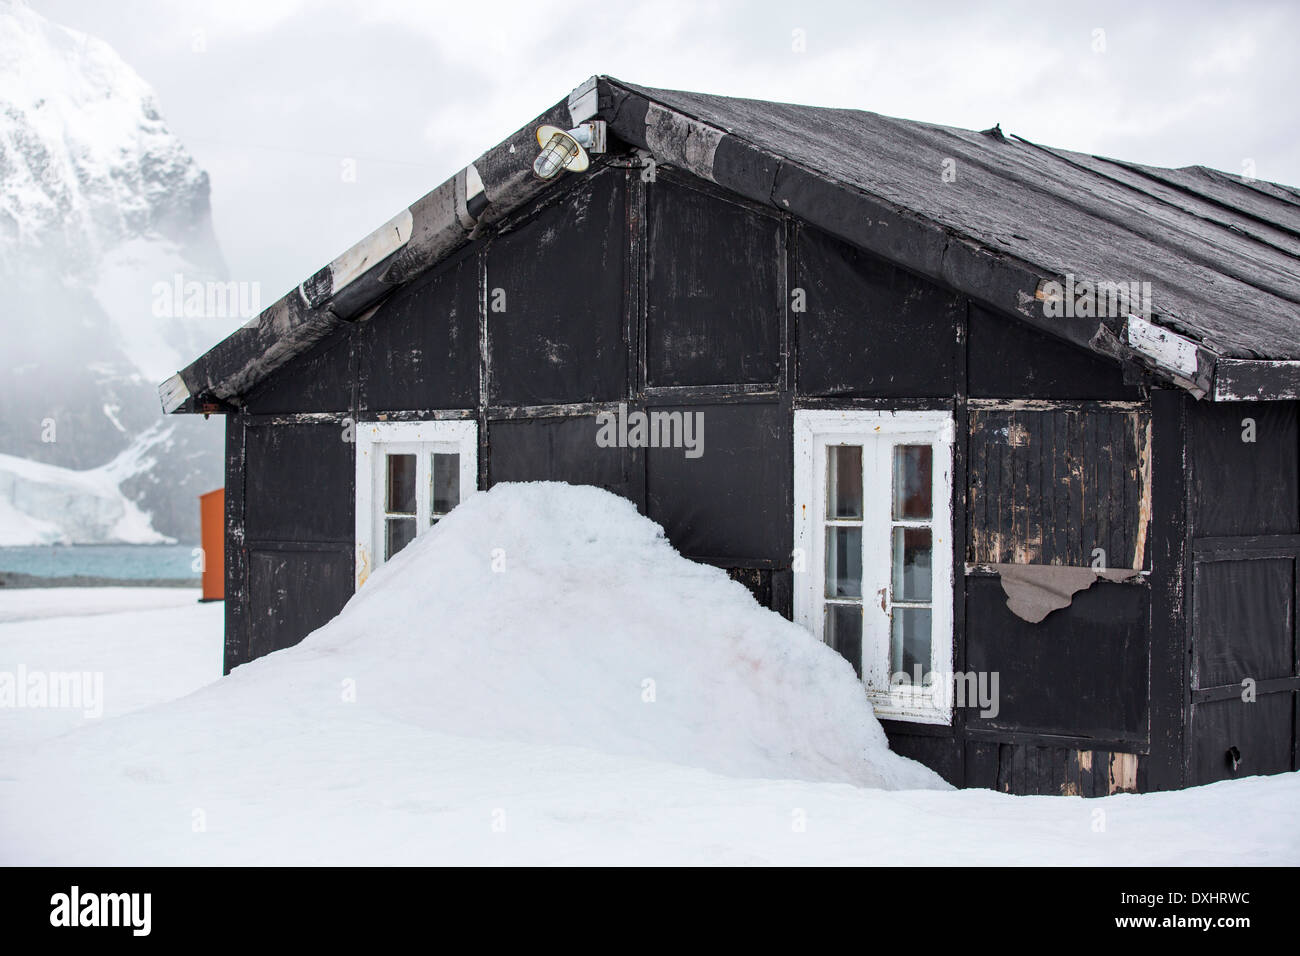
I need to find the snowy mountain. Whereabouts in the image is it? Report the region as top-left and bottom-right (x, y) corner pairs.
(0, 0), (234, 544)
(0, 423), (174, 546)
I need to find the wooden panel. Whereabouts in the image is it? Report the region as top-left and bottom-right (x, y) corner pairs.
(646, 178), (782, 388)
(964, 741), (1000, 791)
(1189, 400), (1299, 537)
(980, 743), (1140, 796)
(487, 169), (626, 406)
(1214, 359), (1300, 402)
(965, 576), (1149, 740)
(967, 304), (1139, 400)
(645, 401), (789, 563)
(487, 415), (642, 508)
(726, 567), (771, 608)
(1188, 546), (1297, 786)
(224, 416), (248, 675)
(1145, 387), (1188, 792)
(795, 225), (959, 397)
(357, 249), (478, 412)
(1193, 557), (1295, 686)
(1190, 693), (1295, 784)
(242, 327), (354, 414)
(244, 422), (353, 543)
(248, 548), (353, 660)
(882, 731), (962, 786)
(716, 567), (792, 620)
(968, 405), (1151, 568)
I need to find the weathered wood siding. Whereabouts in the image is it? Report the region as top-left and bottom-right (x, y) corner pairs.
(965, 576), (1148, 741)
(795, 225), (960, 398)
(968, 404), (1152, 569)
(1186, 400), (1300, 785)
(965, 742), (1140, 796)
(223, 416), (355, 671)
(967, 303), (1142, 401)
(222, 163), (1202, 795)
(646, 180), (783, 388)
(486, 168), (626, 407)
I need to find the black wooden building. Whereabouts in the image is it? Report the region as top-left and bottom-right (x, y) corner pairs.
(161, 77), (1300, 795)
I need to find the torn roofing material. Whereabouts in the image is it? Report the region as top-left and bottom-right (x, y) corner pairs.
(995, 564), (1144, 624)
(160, 75), (1300, 414)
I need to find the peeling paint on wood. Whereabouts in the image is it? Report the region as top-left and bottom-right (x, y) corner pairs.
(1132, 414), (1153, 569)
(1213, 358), (1300, 401)
(969, 405), (1151, 568)
(988, 743), (1143, 796)
(1108, 751), (1139, 793)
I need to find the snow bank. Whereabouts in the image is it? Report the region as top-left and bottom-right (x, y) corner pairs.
(239, 482), (945, 789)
(5, 544), (1300, 865)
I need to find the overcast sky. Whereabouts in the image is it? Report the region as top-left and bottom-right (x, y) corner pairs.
(36, 0), (1300, 298)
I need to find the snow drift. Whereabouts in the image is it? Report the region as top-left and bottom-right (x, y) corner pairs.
(233, 482), (945, 789)
(12, 484), (1300, 867)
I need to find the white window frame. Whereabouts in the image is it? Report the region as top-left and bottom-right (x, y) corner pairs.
(354, 420), (478, 589)
(793, 409), (955, 724)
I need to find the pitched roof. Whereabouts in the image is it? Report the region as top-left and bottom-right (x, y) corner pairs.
(161, 75), (1300, 413)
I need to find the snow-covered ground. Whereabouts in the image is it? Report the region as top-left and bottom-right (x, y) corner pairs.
(0, 484), (1296, 866)
(0, 587), (218, 745)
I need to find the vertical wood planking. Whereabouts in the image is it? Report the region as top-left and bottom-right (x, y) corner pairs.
(477, 244), (490, 492)
(223, 413), (248, 674)
(968, 405), (1150, 566)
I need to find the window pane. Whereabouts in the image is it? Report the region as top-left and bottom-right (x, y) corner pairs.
(892, 445), (932, 520)
(891, 527), (932, 603)
(431, 453), (460, 517)
(890, 607), (932, 682)
(826, 445), (862, 519)
(385, 517), (417, 560)
(824, 603), (862, 679)
(385, 454), (417, 515)
(824, 525), (863, 598)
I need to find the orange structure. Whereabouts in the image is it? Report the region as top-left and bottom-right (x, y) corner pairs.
(199, 488), (225, 602)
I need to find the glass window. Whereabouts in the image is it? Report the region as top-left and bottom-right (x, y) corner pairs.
(386, 454), (417, 515)
(794, 411), (951, 724)
(891, 527), (932, 602)
(359, 422), (477, 588)
(824, 603), (863, 678)
(892, 445), (932, 520)
(430, 453), (460, 522)
(826, 445), (862, 519)
(890, 444), (934, 685)
(890, 607), (932, 682)
(385, 517), (417, 560)
(824, 526), (863, 599)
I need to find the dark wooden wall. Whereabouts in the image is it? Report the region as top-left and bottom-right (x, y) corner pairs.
(222, 163), (1245, 795)
(224, 418), (354, 670)
(1185, 400), (1300, 785)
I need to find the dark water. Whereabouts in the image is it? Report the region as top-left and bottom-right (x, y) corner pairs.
(0, 544), (201, 581)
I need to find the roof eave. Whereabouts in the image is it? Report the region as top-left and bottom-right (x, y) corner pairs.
(1213, 359), (1300, 401)
(596, 78), (1236, 399)
(160, 75), (1299, 410)
(160, 80), (605, 414)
